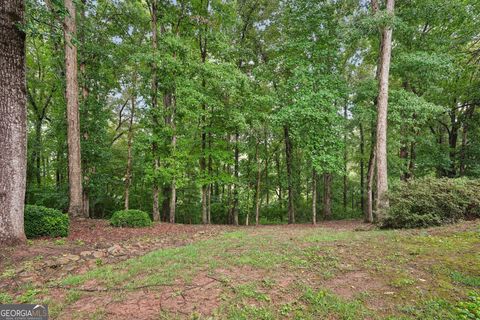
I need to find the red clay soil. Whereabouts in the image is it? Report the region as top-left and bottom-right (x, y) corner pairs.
(0, 219), (230, 275)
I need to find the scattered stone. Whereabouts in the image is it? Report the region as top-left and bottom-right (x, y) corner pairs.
(56, 257), (70, 265)
(63, 265), (76, 272)
(419, 278), (426, 282)
(18, 271), (34, 278)
(65, 254), (80, 262)
(107, 244), (125, 256)
(80, 251), (94, 258)
(93, 251), (106, 259)
(384, 291), (395, 295)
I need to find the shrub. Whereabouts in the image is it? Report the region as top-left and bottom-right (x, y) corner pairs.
(110, 209), (152, 228)
(382, 178), (480, 229)
(24, 205), (69, 238)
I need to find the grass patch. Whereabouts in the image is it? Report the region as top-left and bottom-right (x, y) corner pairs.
(451, 271), (480, 287)
(24, 221), (480, 319)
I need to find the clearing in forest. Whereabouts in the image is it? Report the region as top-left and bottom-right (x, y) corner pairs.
(0, 220), (479, 319)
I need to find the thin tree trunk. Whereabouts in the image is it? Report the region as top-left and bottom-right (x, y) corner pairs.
(149, 0), (160, 222)
(169, 93), (177, 223)
(255, 141), (262, 226)
(124, 94), (136, 210)
(459, 121), (468, 176)
(34, 120), (42, 186)
(0, 0), (27, 245)
(264, 127), (269, 205)
(365, 142), (376, 223)
(80, 0), (90, 218)
(373, 0), (394, 221)
(275, 151), (282, 208)
(232, 131), (240, 225)
(323, 173), (332, 219)
(343, 104), (348, 212)
(284, 125), (295, 224)
(199, 16), (209, 224)
(207, 134), (212, 224)
(64, 0), (84, 218)
(312, 169), (317, 225)
(360, 123), (365, 214)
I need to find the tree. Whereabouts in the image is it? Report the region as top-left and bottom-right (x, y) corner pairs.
(64, 0), (84, 218)
(373, 0), (394, 221)
(0, 0), (28, 245)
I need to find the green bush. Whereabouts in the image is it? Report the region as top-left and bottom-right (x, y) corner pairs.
(110, 209), (152, 227)
(382, 178), (480, 229)
(24, 205), (69, 238)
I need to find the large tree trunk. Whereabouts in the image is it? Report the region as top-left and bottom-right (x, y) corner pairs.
(64, 0), (84, 218)
(0, 0), (27, 245)
(323, 173), (332, 219)
(373, 0), (394, 221)
(284, 125), (295, 224)
(312, 169), (317, 225)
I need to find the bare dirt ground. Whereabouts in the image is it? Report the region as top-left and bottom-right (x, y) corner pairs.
(0, 219), (230, 291)
(1, 219), (478, 319)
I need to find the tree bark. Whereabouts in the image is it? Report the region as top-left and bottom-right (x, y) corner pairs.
(0, 0), (27, 245)
(169, 95), (177, 223)
(373, 0), (394, 221)
(343, 104), (348, 212)
(365, 139), (376, 223)
(124, 93), (136, 210)
(149, 0), (160, 222)
(359, 123), (365, 214)
(284, 125), (295, 224)
(232, 131), (240, 225)
(64, 0), (84, 218)
(254, 141), (261, 226)
(323, 173), (332, 219)
(312, 169), (317, 225)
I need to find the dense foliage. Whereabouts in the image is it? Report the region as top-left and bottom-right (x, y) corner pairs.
(24, 205), (69, 238)
(23, 0), (480, 224)
(110, 209), (152, 228)
(382, 178), (480, 228)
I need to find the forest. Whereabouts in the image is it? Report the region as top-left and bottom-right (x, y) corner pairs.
(1, 0), (480, 319)
(1, 0), (480, 226)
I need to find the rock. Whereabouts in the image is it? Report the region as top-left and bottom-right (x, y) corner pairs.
(44, 260), (57, 268)
(93, 251), (106, 259)
(18, 271), (35, 278)
(80, 251), (94, 258)
(107, 244), (125, 256)
(64, 265), (76, 272)
(65, 254), (80, 262)
(56, 257), (70, 265)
